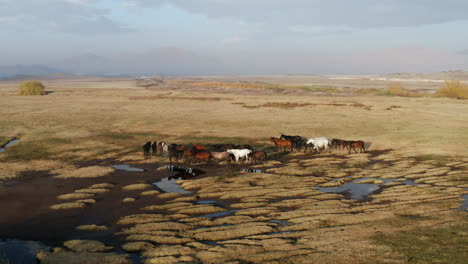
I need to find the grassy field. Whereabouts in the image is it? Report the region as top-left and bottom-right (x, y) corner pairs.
(0, 77), (467, 263)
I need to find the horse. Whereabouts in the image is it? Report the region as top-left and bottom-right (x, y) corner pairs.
(270, 137), (292, 152)
(168, 145), (184, 164)
(151, 141), (158, 156)
(233, 144), (254, 150)
(346, 140), (366, 154)
(249, 151), (267, 163)
(211, 151), (232, 165)
(306, 137), (331, 153)
(227, 149), (252, 163)
(183, 148), (195, 164)
(193, 151), (212, 165)
(331, 139), (346, 151)
(280, 134), (303, 151)
(143, 141), (152, 157)
(192, 144), (206, 151)
(158, 141), (168, 156)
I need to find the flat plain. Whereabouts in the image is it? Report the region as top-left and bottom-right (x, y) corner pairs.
(0, 75), (466, 264)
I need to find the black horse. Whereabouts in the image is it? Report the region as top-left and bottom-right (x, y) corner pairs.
(280, 134), (304, 151)
(151, 141), (158, 156)
(143, 141), (152, 157)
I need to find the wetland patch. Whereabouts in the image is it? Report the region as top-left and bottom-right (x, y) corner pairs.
(0, 138), (19, 153)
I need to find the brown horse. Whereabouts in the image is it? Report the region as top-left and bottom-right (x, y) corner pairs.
(249, 151), (267, 163)
(183, 148), (195, 164)
(194, 151), (212, 165)
(270, 137), (292, 152)
(331, 139), (347, 151)
(211, 151), (232, 165)
(347, 140), (366, 154)
(192, 144), (206, 151)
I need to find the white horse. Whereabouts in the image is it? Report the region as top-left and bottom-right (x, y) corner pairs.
(306, 137), (331, 153)
(227, 149), (252, 162)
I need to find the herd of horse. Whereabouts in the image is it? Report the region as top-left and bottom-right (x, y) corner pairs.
(142, 134), (367, 166)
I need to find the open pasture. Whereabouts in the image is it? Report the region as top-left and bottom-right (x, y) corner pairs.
(0, 77), (467, 264)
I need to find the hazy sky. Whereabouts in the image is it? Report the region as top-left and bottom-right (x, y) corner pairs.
(2, 0), (468, 75)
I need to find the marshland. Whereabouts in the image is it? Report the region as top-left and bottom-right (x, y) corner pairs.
(0, 75), (467, 264)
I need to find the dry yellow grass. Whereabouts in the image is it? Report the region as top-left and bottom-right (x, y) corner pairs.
(140, 190), (160, 196)
(1, 77), (467, 264)
(74, 188), (110, 194)
(436, 80), (468, 99)
(122, 197), (136, 203)
(64, 240), (113, 252)
(122, 184), (152, 191)
(53, 166), (115, 179)
(57, 193), (94, 200)
(50, 202), (86, 210)
(88, 183), (115, 189)
(75, 225), (109, 231)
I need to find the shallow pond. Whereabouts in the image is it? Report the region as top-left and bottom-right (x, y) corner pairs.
(317, 182), (381, 201)
(241, 168), (265, 173)
(166, 165), (205, 179)
(199, 210), (238, 218)
(0, 239), (49, 264)
(268, 220), (289, 226)
(110, 165), (145, 172)
(152, 178), (191, 194)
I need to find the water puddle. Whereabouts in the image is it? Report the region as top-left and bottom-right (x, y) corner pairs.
(266, 230), (299, 235)
(110, 165), (145, 172)
(199, 210), (238, 218)
(152, 178), (191, 194)
(241, 168), (265, 173)
(268, 220), (289, 226)
(200, 240), (220, 246)
(317, 182), (381, 201)
(166, 165), (205, 180)
(0, 239), (49, 264)
(459, 195), (468, 211)
(0, 138), (19, 153)
(401, 180), (419, 186)
(196, 224), (233, 230)
(194, 200), (217, 205)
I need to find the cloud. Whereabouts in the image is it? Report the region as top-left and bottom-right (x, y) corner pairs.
(0, 0), (132, 34)
(126, 0), (468, 28)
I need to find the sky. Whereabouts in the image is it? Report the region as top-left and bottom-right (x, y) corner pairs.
(1, 0), (468, 75)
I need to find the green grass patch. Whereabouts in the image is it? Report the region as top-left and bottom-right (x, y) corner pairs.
(372, 223), (468, 264)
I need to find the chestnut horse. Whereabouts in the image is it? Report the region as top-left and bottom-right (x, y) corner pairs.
(270, 137), (292, 152)
(346, 140), (366, 154)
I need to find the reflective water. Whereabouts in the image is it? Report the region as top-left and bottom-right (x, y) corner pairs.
(0, 138), (19, 153)
(0, 239), (49, 264)
(241, 168), (265, 173)
(199, 210), (238, 218)
(194, 200), (217, 205)
(152, 178), (191, 194)
(166, 165), (205, 180)
(268, 220), (289, 226)
(110, 165), (145, 172)
(317, 182), (381, 201)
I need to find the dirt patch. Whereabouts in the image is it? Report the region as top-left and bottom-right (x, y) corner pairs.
(235, 101), (371, 110)
(128, 95), (225, 101)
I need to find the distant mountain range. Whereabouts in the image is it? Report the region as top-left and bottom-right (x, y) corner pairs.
(0, 64), (65, 78)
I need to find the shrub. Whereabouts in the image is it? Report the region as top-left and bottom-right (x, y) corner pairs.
(385, 83), (414, 97)
(18, 80), (46, 96)
(436, 80), (468, 99)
